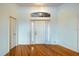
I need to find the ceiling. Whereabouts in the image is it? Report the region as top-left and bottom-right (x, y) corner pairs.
(17, 3), (63, 7)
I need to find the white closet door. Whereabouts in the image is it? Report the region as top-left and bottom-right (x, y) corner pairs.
(9, 16), (16, 49)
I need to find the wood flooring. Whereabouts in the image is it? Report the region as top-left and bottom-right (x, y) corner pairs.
(6, 44), (79, 56)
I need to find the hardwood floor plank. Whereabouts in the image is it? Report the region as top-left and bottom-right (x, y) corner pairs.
(46, 45), (78, 56)
(6, 44), (79, 56)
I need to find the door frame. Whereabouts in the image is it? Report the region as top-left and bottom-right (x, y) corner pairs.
(9, 16), (17, 51)
(30, 20), (50, 44)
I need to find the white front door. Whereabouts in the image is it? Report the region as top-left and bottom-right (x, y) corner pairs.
(31, 21), (49, 44)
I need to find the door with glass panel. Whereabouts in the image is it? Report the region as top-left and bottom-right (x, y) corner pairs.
(31, 20), (49, 44)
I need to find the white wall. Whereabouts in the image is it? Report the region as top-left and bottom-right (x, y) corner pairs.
(0, 4), (18, 56)
(56, 4), (79, 52)
(18, 7), (31, 44)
